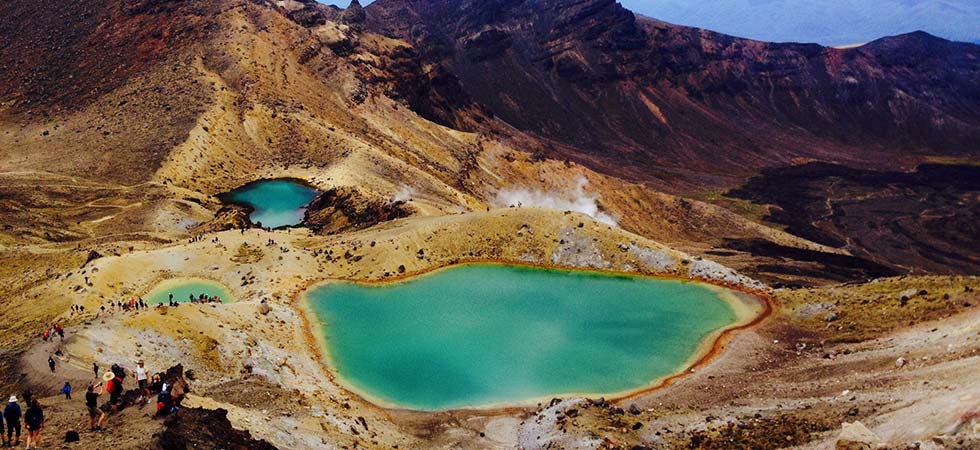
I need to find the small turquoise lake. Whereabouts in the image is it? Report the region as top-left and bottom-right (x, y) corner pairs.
(221, 179), (319, 228)
(305, 264), (755, 411)
(144, 278), (234, 304)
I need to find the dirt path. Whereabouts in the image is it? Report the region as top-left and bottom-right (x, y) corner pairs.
(20, 327), (102, 396)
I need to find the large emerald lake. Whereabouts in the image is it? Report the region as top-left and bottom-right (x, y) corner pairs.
(221, 179), (319, 228)
(305, 264), (749, 411)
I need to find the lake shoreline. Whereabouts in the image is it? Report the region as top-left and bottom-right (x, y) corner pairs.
(143, 277), (235, 304)
(217, 177), (320, 230)
(295, 260), (774, 413)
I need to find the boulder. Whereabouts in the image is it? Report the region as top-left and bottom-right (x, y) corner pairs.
(899, 288), (919, 298)
(836, 421), (880, 450)
(82, 250), (103, 267)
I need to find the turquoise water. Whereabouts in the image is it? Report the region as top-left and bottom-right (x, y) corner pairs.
(306, 264), (741, 410)
(221, 179), (319, 228)
(144, 278), (234, 304)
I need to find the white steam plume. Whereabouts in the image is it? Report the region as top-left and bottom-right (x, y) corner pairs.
(494, 177), (617, 226)
(390, 185), (417, 204)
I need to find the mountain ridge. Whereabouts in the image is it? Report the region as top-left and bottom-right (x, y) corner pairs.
(363, 0), (980, 187)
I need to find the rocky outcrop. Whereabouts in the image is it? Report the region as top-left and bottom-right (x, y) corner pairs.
(689, 258), (764, 290)
(550, 227), (610, 269)
(339, 0), (366, 30)
(303, 187), (413, 235)
(157, 407), (278, 450)
(278, 0), (341, 28)
(626, 243), (676, 272)
(192, 205), (252, 233)
(835, 421), (881, 450)
(82, 250), (104, 268)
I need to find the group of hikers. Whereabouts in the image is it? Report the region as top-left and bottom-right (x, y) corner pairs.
(41, 324), (64, 342)
(163, 293), (221, 306)
(82, 360), (157, 432)
(96, 294), (216, 313)
(188, 234), (221, 244)
(6, 356), (184, 448)
(93, 300), (140, 318)
(2, 394), (44, 449)
(14, 320), (188, 449)
(92, 293), (220, 310)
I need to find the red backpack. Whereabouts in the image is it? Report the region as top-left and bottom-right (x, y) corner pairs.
(106, 379), (117, 394)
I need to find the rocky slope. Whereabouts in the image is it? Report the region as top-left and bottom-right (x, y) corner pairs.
(1, 0), (880, 285)
(363, 0), (980, 187)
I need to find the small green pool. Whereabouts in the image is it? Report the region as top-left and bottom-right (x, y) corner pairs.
(144, 278), (234, 304)
(305, 264), (754, 411)
(220, 179), (319, 229)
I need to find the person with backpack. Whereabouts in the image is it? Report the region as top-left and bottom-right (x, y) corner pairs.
(110, 363), (127, 383)
(47, 356), (55, 373)
(156, 384), (174, 415)
(105, 371), (123, 412)
(23, 400), (43, 450)
(61, 382), (72, 400)
(4, 396), (21, 447)
(86, 383), (107, 431)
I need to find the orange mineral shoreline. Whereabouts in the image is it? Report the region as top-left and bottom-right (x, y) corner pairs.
(292, 258), (776, 415)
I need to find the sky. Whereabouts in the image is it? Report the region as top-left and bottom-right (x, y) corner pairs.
(327, 0), (980, 46)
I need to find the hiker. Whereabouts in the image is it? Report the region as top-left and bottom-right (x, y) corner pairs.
(61, 382), (71, 400)
(93, 362), (99, 378)
(4, 396), (21, 447)
(110, 363), (127, 382)
(47, 356), (55, 373)
(105, 371), (123, 412)
(156, 384), (175, 415)
(23, 400), (42, 450)
(86, 384), (106, 431)
(56, 324), (64, 340)
(149, 374), (162, 394)
(42, 330), (49, 342)
(21, 389), (31, 407)
(136, 360), (149, 403)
